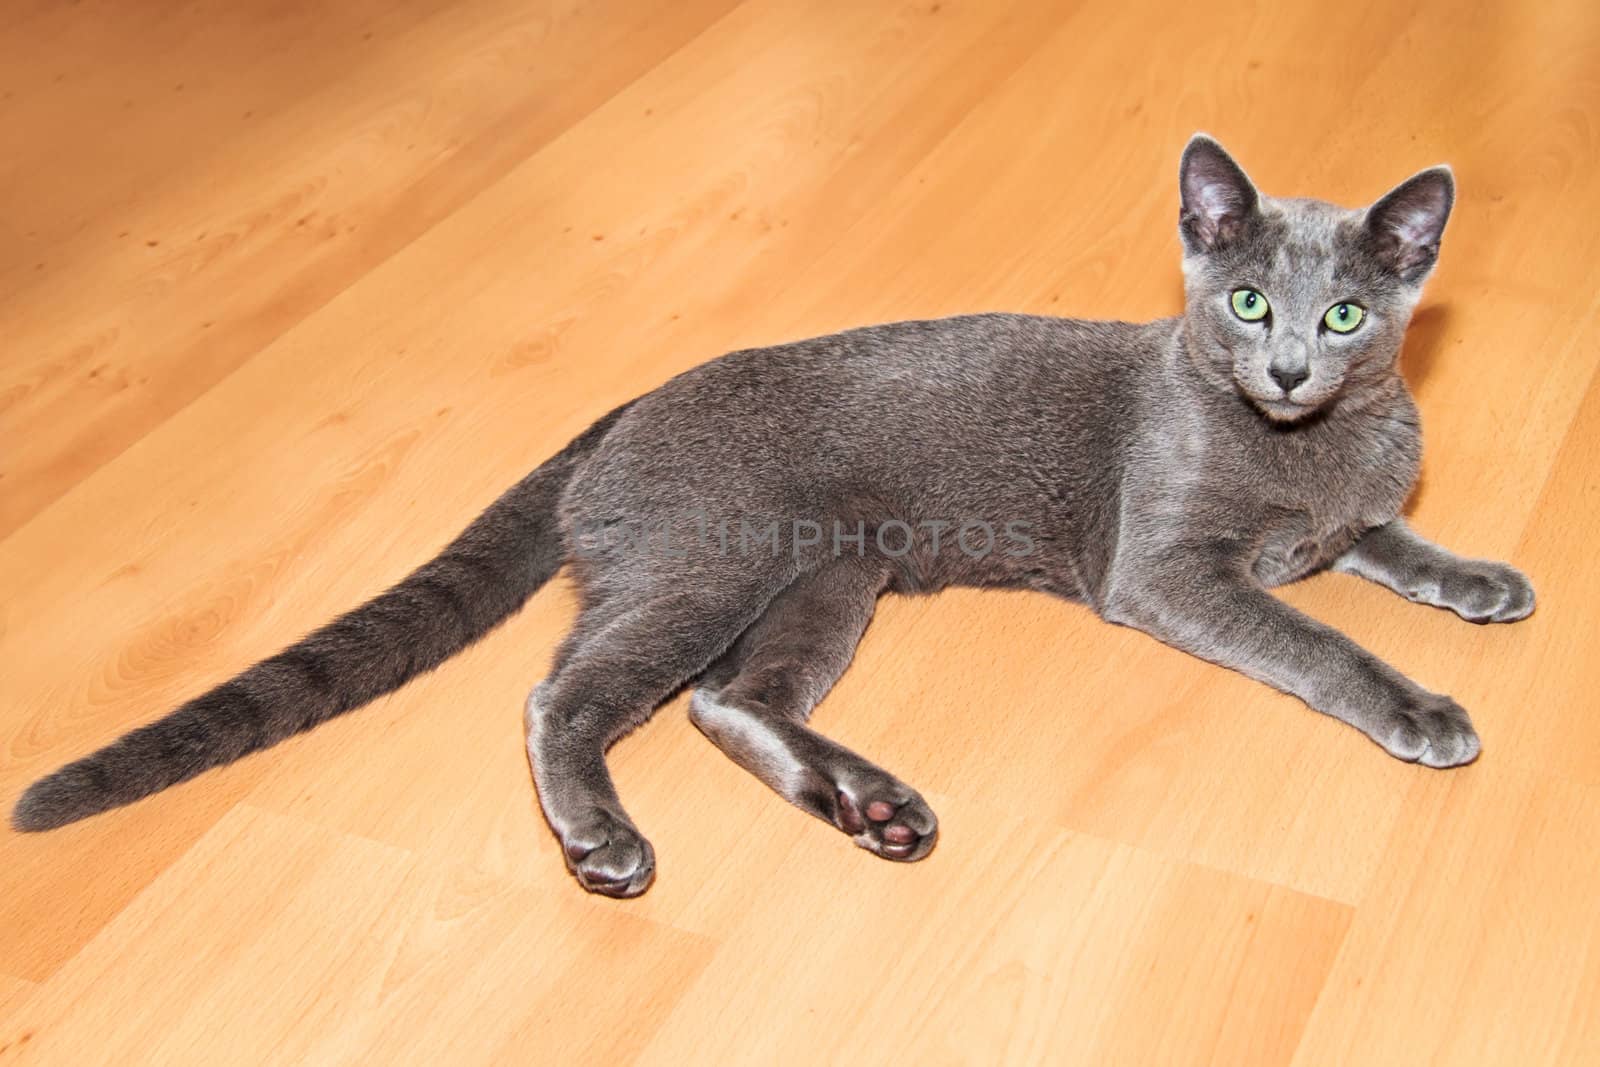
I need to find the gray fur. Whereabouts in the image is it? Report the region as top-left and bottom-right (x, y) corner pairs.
(14, 136), (1532, 900)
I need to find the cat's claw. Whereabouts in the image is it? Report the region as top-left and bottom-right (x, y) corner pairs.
(1376, 694), (1481, 769)
(561, 813), (656, 898)
(834, 781), (938, 862)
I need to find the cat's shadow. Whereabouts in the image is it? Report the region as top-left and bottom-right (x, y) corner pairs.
(1399, 303), (1451, 397)
(1398, 302), (1452, 517)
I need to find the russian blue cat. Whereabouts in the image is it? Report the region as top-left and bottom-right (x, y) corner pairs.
(16, 136), (1533, 898)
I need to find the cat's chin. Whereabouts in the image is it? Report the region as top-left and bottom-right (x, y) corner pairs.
(1250, 395), (1325, 425)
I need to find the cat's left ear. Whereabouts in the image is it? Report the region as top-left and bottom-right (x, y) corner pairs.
(1364, 166), (1454, 283)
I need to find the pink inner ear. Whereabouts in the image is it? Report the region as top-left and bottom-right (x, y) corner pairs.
(1188, 179), (1247, 245)
(1390, 204), (1439, 246)
(1197, 180), (1238, 222)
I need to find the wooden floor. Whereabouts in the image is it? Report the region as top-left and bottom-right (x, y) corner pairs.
(3, 0), (1598, 1062)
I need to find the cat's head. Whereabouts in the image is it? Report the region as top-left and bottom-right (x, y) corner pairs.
(1176, 134), (1452, 423)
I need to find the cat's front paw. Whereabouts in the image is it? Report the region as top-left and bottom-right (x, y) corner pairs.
(1373, 693), (1481, 768)
(1405, 559), (1535, 624)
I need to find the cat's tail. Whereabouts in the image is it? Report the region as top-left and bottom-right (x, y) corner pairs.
(12, 402), (632, 833)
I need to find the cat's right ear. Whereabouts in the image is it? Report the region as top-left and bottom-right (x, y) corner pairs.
(1179, 134), (1260, 254)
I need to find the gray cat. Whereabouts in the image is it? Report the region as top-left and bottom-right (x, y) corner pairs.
(14, 136), (1534, 899)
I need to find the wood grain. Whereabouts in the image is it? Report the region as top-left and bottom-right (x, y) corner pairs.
(3, 0), (1598, 1063)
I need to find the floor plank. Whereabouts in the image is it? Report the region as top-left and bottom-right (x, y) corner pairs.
(0, 806), (713, 1065)
(0, 0), (741, 537)
(637, 800), (1351, 1066)
(1291, 765), (1600, 1067)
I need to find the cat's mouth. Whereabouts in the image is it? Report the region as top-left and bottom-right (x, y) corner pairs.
(1227, 364), (1335, 424)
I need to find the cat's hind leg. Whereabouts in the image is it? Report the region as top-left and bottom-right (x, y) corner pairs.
(527, 570), (787, 897)
(691, 558), (938, 862)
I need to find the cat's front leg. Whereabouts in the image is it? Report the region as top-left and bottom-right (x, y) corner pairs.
(1102, 549), (1480, 767)
(1332, 518), (1535, 623)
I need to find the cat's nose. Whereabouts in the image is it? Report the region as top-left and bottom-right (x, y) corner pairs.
(1270, 365), (1309, 393)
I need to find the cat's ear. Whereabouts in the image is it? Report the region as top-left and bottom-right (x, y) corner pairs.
(1178, 134), (1260, 254)
(1364, 166), (1454, 282)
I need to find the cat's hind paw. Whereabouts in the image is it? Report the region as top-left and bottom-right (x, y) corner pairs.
(561, 811), (656, 898)
(833, 777), (938, 862)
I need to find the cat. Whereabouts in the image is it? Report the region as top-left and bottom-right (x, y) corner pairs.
(14, 135), (1535, 899)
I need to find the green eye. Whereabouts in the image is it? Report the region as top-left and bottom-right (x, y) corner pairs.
(1230, 289), (1270, 322)
(1324, 303), (1365, 333)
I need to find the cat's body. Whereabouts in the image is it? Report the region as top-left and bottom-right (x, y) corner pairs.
(15, 137), (1534, 898)
(567, 310), (1413, 606)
